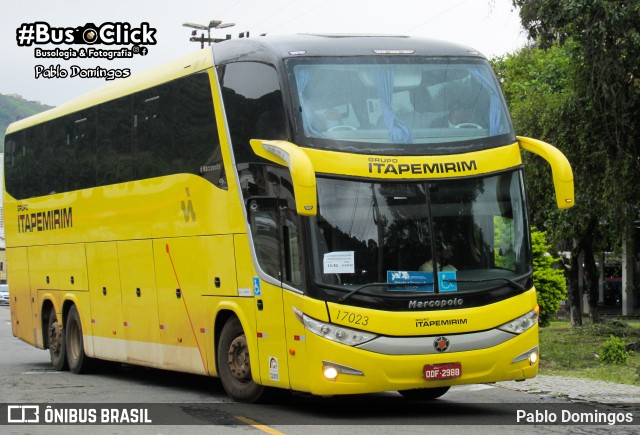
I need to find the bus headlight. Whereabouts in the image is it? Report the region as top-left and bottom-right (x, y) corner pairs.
(294, 307), (377, 346)
(498, 309), (538, 334)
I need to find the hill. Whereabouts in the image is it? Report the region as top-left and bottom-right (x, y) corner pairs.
(0, 94), (53, 148)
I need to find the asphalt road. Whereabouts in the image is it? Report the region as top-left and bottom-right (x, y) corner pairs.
(1, 306), (637, 434)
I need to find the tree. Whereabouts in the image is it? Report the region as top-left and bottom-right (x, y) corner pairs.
(492, 43), (605, 325)
(509, 0), (640, 320)
(531, 229), (567, 326)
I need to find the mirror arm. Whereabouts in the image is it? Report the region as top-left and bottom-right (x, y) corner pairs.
(518, 136), (575, 209)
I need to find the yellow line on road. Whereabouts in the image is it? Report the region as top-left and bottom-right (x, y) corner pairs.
(235, 415), (286, 435)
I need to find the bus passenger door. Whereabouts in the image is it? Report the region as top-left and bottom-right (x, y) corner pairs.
(247, 197), (292, 389)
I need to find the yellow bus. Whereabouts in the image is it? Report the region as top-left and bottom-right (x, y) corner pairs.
(3, 34), (574, 403)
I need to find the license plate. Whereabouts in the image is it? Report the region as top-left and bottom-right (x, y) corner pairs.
(423, 363), (462, 380)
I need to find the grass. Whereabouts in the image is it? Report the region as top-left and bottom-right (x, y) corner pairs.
(538, 319), (640, 385)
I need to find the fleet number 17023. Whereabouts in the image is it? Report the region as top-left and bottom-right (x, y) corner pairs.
(335, 310), (369, 326)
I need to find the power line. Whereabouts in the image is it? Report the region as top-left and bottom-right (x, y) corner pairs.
(264, 0), (332, 34)
(248, 0), (299, 31)
(404, 0), (472, 33)
(218, 0), (247, 16)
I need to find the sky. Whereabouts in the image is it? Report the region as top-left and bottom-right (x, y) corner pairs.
(0, 0), (528, 107)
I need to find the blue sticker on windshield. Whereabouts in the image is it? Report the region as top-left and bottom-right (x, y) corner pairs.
(387, 271), (434, 292)
(438, 271), (458, 292)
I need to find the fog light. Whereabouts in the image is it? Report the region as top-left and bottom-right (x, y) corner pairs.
(322, 360), (364, 381)
(323, 366), (339, 381)
(512, 346), (538, 365)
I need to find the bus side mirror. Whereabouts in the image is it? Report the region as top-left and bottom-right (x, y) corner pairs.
(250, 139), (317, 216)
(517, 136), (575, 209)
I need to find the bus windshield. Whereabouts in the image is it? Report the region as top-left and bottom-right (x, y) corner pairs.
(288, 57), (514, 153)
(310, 170), (531, 295)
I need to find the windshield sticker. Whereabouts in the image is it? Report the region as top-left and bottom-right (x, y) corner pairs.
(387, 271), (434, 292)
(323, 251), (355, 274)
(438, 271), (458, 292)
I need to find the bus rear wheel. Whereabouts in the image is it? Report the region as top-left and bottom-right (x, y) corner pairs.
(65, 305), (96, 374)
(217, 317), (264, 403)
(47, 306), (68, 371)
(399, 386), (450, 400)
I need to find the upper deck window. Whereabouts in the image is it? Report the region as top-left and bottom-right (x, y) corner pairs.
(287, 57), (514, 154)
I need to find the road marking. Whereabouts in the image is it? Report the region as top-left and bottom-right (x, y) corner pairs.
(235, 415), (285, 435)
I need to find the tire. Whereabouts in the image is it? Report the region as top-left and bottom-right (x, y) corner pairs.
(398, 386), (450, 400)
(47, 306), (68, 371)
(65, 305), (96, 374)
(217, 317), (265, 403)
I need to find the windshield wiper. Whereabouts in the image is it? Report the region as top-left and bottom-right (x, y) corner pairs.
(442, 271), (533, 293)
(338, 281), (434, 302)
(336, 271), (532, 302)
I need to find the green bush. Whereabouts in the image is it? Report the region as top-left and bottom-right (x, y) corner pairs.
(531, 229), (567, 327)
(600, 335), (630, 365)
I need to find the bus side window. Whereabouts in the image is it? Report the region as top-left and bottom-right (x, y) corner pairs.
(247, 196), (303, 286)
(131, 72), (226, 188)
(218, 61), (287, 165)
(97, 95), (134, 184)
(6, 72), (225, 200)
(281, 206), (302, 286)
(248, 198), (281, 279)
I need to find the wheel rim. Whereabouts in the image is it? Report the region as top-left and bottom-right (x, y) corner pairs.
(226, 335), (251, 383)
(48, 320), (61, 354)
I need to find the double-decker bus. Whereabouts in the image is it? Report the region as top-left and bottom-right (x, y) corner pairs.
(3, 34), (574, 403)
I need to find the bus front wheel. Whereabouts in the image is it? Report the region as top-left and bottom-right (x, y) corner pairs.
(217, 317), (265, 403)
(47, 306), (68, 371)
(65, 305), (96, 374)
(399, 386), (450, 400)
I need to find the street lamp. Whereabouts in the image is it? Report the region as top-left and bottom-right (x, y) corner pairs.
(183, 20), (235, 48)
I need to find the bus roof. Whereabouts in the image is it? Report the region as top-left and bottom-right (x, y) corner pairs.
(6, 34), (485, 135)
(213, 33), (486, 65)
